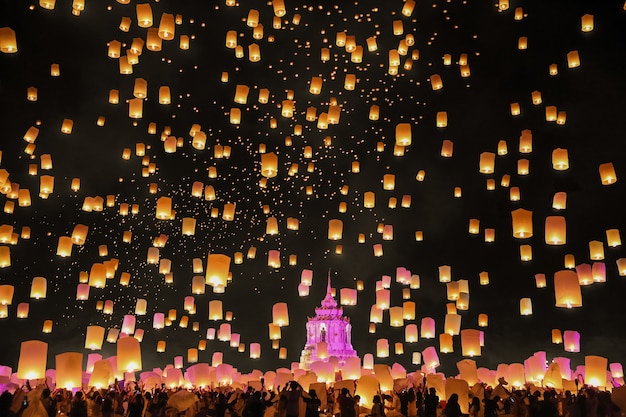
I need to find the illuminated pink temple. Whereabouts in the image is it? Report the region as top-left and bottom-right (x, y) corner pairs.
(299, 272), (358, 370)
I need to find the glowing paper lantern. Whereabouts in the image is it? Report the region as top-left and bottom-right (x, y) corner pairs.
(606, 229), (622, 247)
(552, 148), (569, 170)
(554, 270), (582, 308)
(55, 352), (83, 389)
(545, 216), (566, 245)
(599, 163), (617, 185)
(117, 336), (142, 372)
(520, 298), (533, 315)
(421, 317), (436, 339)
(272, 302), (289, 326)
(585, 356), (608, 387)
(396, 123), (412, 146)
(158, 13), (175, 40)
(0, 27), (18, 53)
(30, 277), (47, 299)
(563, 330), (580, 352)
(511, 208), (533, 238)
(206, 254), (230, 287)
(17, 340), (47, 379)
(567, 50), (580, 68)
(376, 339), (389, 358)
(328, 219), (343, 240)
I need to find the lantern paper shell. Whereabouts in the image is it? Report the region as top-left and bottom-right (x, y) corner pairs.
(0, 27), (18, 53)
(17, 340), (48, 379)
(554, 270), (582, 308)
(55, 352), (83, 389)
(511, 208), (533, 238)
(117, 336), (142, 372)
(206, 254), (230, 287)
(272, 302), (289, 326)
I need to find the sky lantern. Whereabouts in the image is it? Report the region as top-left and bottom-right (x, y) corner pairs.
(389, 307), (404, 327)
(249, 44), (261, 62)
(55, 352), (83, 389)
(421, 317), (436, 339)
(0, 27), (17, 53)
(461, 329), (481, 357)
(30, 277), (47, 299)
(552, 192), (567, 210)
(209, 300), (223, 321)
(430, 74), (443, 90)
(192, 276), (205, 294)
(117, 336), (142, 372)
(76, 284), (89, 300)
(599, 162), (617, 185)
(261, 152), (278, 178)
(585, 356), (608, 388)
(205, 254), (230, 287)
(589, 240), (605, 260)
(581, 14), (594, 32)
(602, 230), (621, 249)
(564, 330), (580, 352)
(444, 313), (461, 335)
(376, 338), (389, 358)
(577, 264), (593, 285)
(438, 265), (451, 282)
(567, 50), (581, 68)
(17, 340), (47, 379)
(158, 13), (175, 40)
(511, 208), (533, 238)
(16, 302), (29, 318)
(395, 123), (412, 147)
(128, 98), (143, 118)
(370, 305), (382, 323)
(340, 288), (357, 306)
(272, 0), (286, 16)
(518, 36), (528, 50)
(328, 219), (343, 240)
(479, 152), (495, 173)
(42, 320), (53, 333)
(272, 302), (289, 326)
(136, 4), (153, 27)
(545, 216), (566, 245)
(520, 298), (533, 315)
(554, 270), (582, 308)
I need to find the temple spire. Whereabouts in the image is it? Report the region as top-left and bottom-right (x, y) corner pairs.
(326, 269), (332, 297)
(321, 269), (337, 308)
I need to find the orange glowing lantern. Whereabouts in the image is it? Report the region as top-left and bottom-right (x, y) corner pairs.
(0, 27), (18, 53)
(511, 208), (533, 238)
(599, 163), (617, 185)
(30, 277), (47, 299)
(17, 340), (47, 379)
(606, 229), (621, 247)
(554, 270), (582, 308)
(42, 320), (53, 333)
(567, 50), (580, 68)
(519, 245), (533, 261)
(55, 352), (83, 389)
(205, 254), (230, 287)
(439, 333), (453, 353)
(545, 216), (566, 245)
(589, 240), (605, 260)
(158, 13), (175, 40)
(520, 298), (533, 315)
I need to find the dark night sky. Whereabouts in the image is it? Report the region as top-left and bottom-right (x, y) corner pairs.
(1, 0), (626, 379)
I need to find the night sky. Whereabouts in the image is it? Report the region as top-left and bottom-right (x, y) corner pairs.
(1, 0), (626, 379)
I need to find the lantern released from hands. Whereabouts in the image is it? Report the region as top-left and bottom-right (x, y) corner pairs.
(17, 340), (48, 379)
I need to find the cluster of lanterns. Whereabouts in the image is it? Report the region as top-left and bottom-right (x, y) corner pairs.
(0, 0), (625, 385)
